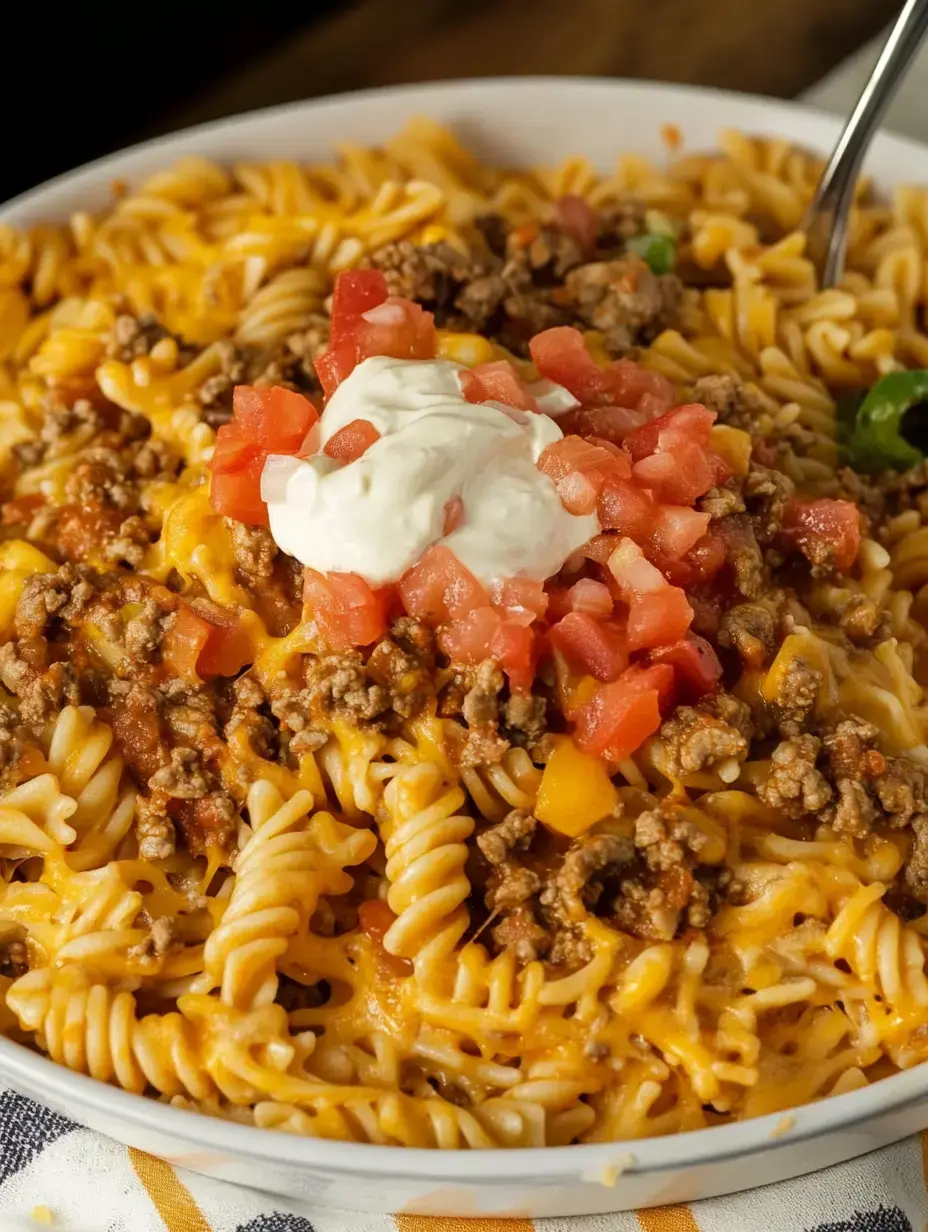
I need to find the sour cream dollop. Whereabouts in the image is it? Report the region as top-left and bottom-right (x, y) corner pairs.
(260, 356), (598, 587)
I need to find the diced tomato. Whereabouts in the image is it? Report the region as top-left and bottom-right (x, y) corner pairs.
(554, 195), (598, 256)
(620, 662), (677, 710)
(581, 533), (619, 564)
(439, 605), (500, 664)
(232, 385), (319, 453)
(648, 506), (711, 562)
(603, 360), (676, 416)
(573, 678), (663, 762)
(330, 269), (389, 346)
(607, 538), (668, 599)
(530, 327), (675, 418)
(211, 421), (259, 474)
(162, 606), (211, 684)
(209, 385), (319, 525)
(355, 297), (436, 364)
(530, 327), (613, 405)
(461, 360), (539, 412)
(538, 435), (631, 515)
(162, 604), (254, 682)
(303, 568), (392, 649)
(650, 634), (722, 701)
(550, 612), (627, 682)
(684, 532), (727, 586)
(538, 436), (631, 485)
(557, 404), (649, 445)
(315, 342), (358, 400)
(443, 495), (464, 535)
(324, 419), (381, 462)
(490, 577), (548, 621)
(398, 545), (488, 625)
(315, 272), (437, 399)
(597, 478), (655, 539)
(783, 498), (861, 572)
(633, 438), (716, 505)
(490, 619), (537, 693)
(209, 455), (268, 527)
(626, 586), (693, 652)
(567, 578), (614, 619)
(624, 404), (717, 462)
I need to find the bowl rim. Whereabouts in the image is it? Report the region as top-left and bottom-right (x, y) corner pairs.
(4, 73), (928, 1178)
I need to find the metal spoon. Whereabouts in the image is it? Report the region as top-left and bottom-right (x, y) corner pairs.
(805, 0), (928, 287)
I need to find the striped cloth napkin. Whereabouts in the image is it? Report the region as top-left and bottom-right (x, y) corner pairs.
(0, 1087), (925, 1232)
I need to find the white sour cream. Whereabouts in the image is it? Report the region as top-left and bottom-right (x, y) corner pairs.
(261, 355), (598, 587)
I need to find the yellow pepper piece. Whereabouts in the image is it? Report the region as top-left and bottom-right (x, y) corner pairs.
(535, 736), (619, 838)
(435, 331), (496, 367)
(709, 424), (752, 476)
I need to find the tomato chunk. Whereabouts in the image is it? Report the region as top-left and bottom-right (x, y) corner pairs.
(461, 360), (539, 412)
(399, 545), (488, 625)
(303, 568), (392, 649)
(626, 587), (694, 652)
(490, 577), (548, 621)
(211, 421), (259, 475)
(330, 269), (389, 346)
(783, 498), (861, 572)
(232, 385), (319, 453)
(163, 604), (254, 682)
(324, 419), (381, 462)
(530, 327), (612, 405)
(567, 578), (614, 619)
(650, 635), (722, 701)
(648, 506), (711, 562)
(597, 478), (655, 539)
(550, 612), (627, 682)
(607, 538), (668, 599)
(210, 455), (268, 527)
(573, 677), (663, 762)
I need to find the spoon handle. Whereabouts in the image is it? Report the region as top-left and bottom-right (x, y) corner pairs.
(805, 0), (928, 287)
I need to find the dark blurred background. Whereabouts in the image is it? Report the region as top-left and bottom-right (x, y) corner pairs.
(4, 0), (901, 202)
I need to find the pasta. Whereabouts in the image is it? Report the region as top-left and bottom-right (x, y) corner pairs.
(3, 117), (928, 1151)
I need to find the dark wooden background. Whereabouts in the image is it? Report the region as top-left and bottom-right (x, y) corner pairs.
(6, 0), (900, 202)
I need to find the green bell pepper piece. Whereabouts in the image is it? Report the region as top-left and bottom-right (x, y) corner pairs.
(845, 369), (928, 471)
(626, 233), (676, 276)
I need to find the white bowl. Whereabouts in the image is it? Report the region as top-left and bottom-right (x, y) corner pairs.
(5, 77), (928, 1218)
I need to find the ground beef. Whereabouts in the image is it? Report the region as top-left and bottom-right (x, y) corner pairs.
(196, 331), (326, 425)
(227, 519), (278, 586)
(717, 515), (765, 600)
(14, 564), (98, 640)
(369, 240), (507, 332)
(758, 734), (832, 817)
(130, 916), (177, 961)
(457, 660), (509, 768)
(0, 649), (81, 731)
(743, 464), (795, 547)
(123, 599), (166, 662)
(562, 258), (682, 354)
(651, 693), (752, 779)
(767, 656), (822, 735)
(698, 483), (745, 520)
(476, 808), (537, 866)
(136, 795), (176, 860)
(303, 653), (390, 722)
(148, 747), (210, 799)
(364, 618), (435, 720)
(541, 834), (635, 928)
(691, 373), (767, 433)
(717, 602), (777, 668)
(501, 690), (547, 749)
(0, 939), (28, 979)
(13, 399), (102, 469)
(109, 313), (194, 363)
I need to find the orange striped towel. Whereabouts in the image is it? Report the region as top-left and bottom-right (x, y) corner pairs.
(0, 1087), (924, 1230)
